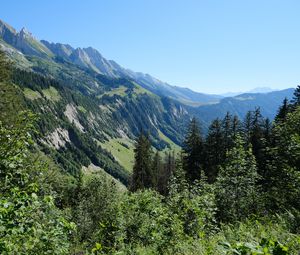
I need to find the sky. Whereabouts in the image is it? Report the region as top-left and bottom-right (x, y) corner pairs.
(0, 0), (300, 94)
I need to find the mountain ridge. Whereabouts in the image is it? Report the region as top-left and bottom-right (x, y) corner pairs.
(0, 19), (223, 105)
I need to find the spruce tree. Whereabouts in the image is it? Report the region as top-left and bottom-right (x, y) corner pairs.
(182, 117), (204, 182)
(0, 50), (11, 82)
(215, 136), (259, 222)
(0, 50), (24, 125)
(130, 133), (154, 191)
(157, 152), (175, 195)
(275, 97), (291, 122)
(205, 118), (224, 183)
(243, 110), (253, 144)
(231, 115), (242, 140)
(222, 112), (232, 149)
(264, 106), (300, 211)
(291, 85), (300, 107)
(152, 151), (162, 191)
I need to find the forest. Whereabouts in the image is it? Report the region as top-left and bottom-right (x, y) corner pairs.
(1, 48), (300, 254)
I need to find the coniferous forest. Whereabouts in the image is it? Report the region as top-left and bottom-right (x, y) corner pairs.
(1, 43), (300, 255)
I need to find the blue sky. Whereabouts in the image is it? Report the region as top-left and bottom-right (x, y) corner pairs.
(1, 0), (299, 93)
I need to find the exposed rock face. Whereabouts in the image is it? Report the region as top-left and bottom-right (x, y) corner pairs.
(44, 127), (70, 149)
(0, 19), (52, 58)
(64, 104), (85, 132)
(41, 40), (74, 59)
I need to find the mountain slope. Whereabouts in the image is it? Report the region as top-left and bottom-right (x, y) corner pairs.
(191, 89), (294, 128)
(12, 68), (189, 183)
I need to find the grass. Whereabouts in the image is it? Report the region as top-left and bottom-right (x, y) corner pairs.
(158, 130), (182, 154)
(82, 164), (127, 192)
(100, 130), (181, 173)
(132, 83), (154, 96)
(177, 98), (220, 107)
(77, 105), (87, 113)
(100, 137), (135, 173)
(23, 88), (42, 100)
(42, 86), (61, 102)
(100, 86), (128, 98)
(98, 84), (154, 99)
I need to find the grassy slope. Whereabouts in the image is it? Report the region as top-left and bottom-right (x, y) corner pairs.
(23, 88), (42, 100)
(82, 164), (127, 191)
(100, 131), (182, 173)
(100, 137), (135, 173)
(42, 86), (61, 102)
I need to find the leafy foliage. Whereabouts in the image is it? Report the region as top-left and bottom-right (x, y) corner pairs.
(0, 112), (75, 254)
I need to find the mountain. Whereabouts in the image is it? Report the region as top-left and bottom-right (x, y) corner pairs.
(0, 18), (294, 184)
(221, 87), (279, 97)
(191, 89), (294, 128)
(40, 37), (222, 105)
(0, 20), (53, 58)
(247, 87), (277, 93)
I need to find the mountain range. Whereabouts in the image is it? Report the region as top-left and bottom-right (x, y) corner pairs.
(0, 18), (295, 183)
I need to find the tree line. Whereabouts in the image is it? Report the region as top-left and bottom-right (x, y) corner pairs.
(130, 87), (300, 219)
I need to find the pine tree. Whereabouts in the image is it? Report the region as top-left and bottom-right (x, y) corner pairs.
(264, 106), (300, 211)
(231, 115), (242, 140)
(275, 97), (291, 123)
(0, 50), (24, 125)
(182, 117), (204, 182)
(243, 110), (253, 144)
(205, 118), (224, 183)
(222, 112), (232, 149)
(130, 133), (154, 191)
(215, 136), (259, 222)
(0, 50), (11, 82)
(291, 85), (300, 107)
(152, 151), (162, 191)
(157, 151), (175, 195)
(263, 118), (272, 144)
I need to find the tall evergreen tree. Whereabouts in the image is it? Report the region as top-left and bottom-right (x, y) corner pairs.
(182, 117), (204, 182)
(222, 112), (233, 149)
(264, 106), (300, 211)
(291, 85), (300, 107)
(263, 118), (272, 144)
(249, 108), (266, 178)
(0, 50), (11, 82)
(275, 97), (291, 123)
(0, 50), (24, 125)
(243, 110), (253, 144)
(157, 151), (175, 195)
(215, 136), (259, 222)
(205, 118), (224, 183)
(231, 115), (242, 140)
(152, 151), (163, 191)
(130, 133), (154, 191)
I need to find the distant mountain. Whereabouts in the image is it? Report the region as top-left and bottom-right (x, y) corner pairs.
(191, 89), (294, 129)
(221, 87), (279, 97)
(247, 87), (277, 93)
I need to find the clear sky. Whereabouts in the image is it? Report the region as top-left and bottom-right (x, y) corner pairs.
(0, 0), (299, 93)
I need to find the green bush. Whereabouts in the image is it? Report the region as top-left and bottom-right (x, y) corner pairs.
(0, 112), (75, 254)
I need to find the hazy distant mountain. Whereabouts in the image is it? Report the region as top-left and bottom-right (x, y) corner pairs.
(191, 89), (294, 129)
(247, 87), (278, 93)
(221, 87), (280, 97)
